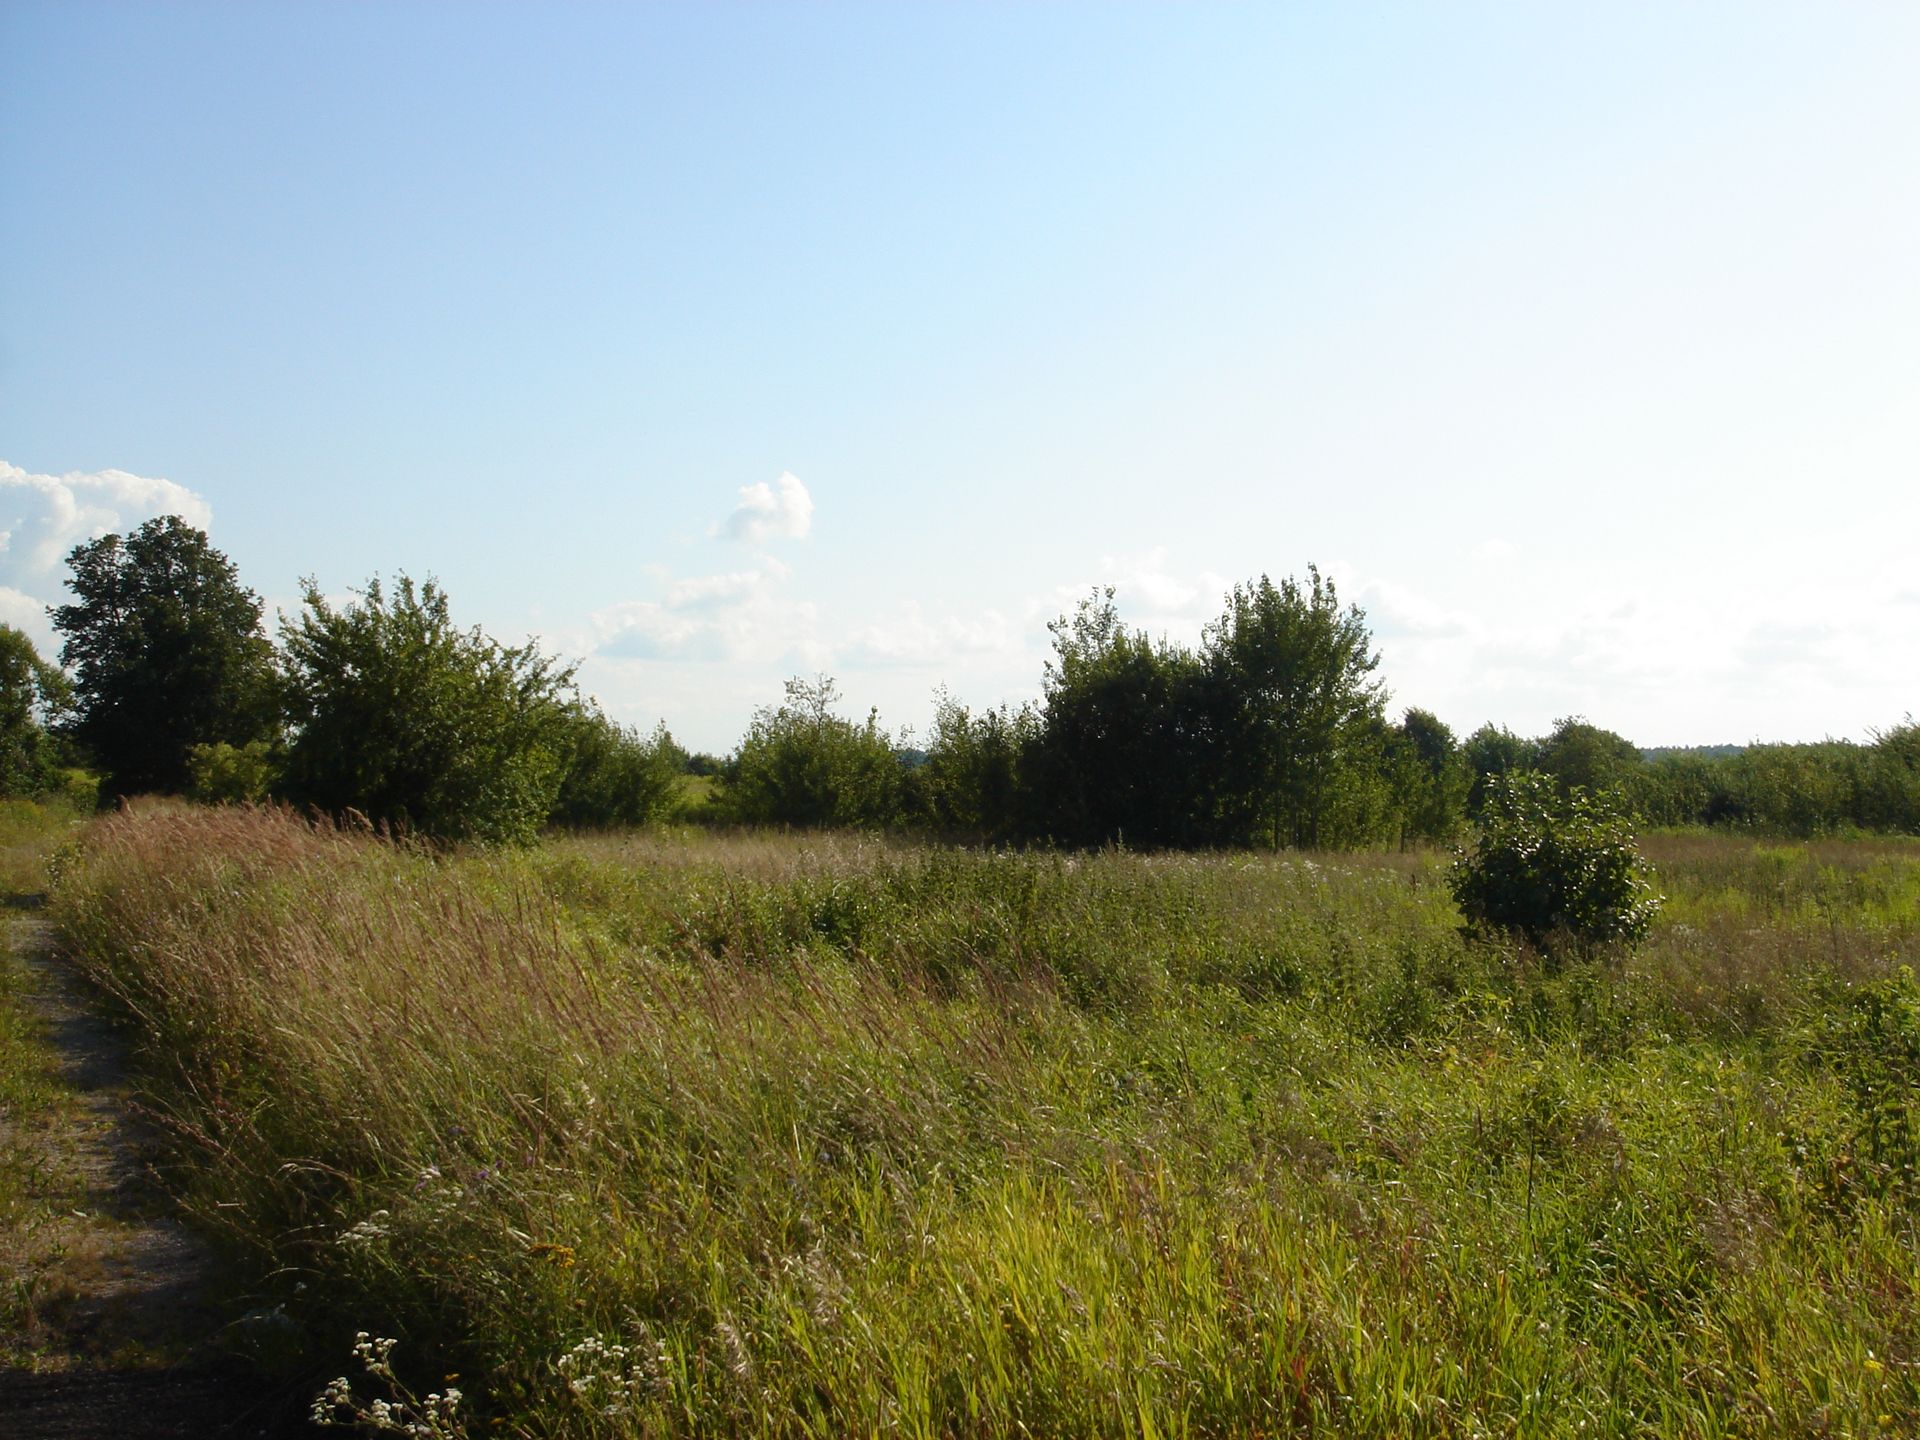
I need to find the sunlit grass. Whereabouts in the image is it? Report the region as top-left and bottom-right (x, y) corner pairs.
(47, 805), (1920, 1435)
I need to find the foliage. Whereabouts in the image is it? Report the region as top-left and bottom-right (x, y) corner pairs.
(1462, 723), (1540, 819)
(914, 690), (1035, 840)
(1203, 567), (1386, 848)
(0, 625), (73, 798)
(1534, 716), (1640, 796)
(1450, 771), (1662, 955)
(279, 575), (577, 845)
(185, 739), (279, 805)
(1862, 720), (1920, 835)
(1809, 964), (1920, 1200)
(1025, 590), (1215, 847)
(50, 516), (279, 796)
(1385, 707), (1469, 844)
(549, 706), (683, 829)
(724, 675), (903, 828)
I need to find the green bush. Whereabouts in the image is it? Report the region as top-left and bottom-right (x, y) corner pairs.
(549, 708), (683, 829)
(279, 575), (576, 845)
(186, 739), (280, 805)
(1449, 772), (1661, 956)
(0, 625), (73, 799)
(724, 675), (903, 828)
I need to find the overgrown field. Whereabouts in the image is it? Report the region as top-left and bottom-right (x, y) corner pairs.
(46, 807), (1920, 1436)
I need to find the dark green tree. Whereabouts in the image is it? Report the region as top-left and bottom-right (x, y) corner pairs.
(1202, 568), (1385, 849)
(280, 575), (576, 844)
(1387, 707), (1469, 844)
(1461, 723), (1540, 818)
(1535, 716), (1642, 798)
(1025, 589), (1216, 848)
(916, 690), (1037, 841)
(51, 516), (279, 796)
(0, 625), (73, 798)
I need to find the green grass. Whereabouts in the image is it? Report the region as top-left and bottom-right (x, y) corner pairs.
(46, 806), (1920, 1436)
(0, 797), (95, 1365)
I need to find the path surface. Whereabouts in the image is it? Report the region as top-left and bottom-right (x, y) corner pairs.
(0, 910), (321, 1438)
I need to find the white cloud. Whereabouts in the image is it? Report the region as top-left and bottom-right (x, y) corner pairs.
(1038, 550), (1233, 646)
(1338, 572), (1474, 642)
(719, 471), (813, 544)
(0, 460), (215, 650)
(1, 460), (212, 582)
(841, 604), (1024, 669)
(592, 561), (822, 666)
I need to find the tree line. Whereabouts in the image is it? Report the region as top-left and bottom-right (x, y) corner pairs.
(0, 515), (1913, 845)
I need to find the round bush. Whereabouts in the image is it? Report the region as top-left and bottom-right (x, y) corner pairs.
(1448, 771), (1661, 956)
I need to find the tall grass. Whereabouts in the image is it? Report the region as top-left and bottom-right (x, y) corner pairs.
(49, 806), (1920, 1436)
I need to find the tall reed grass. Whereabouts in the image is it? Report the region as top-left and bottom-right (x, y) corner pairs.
(50, 805), (1920, 1436)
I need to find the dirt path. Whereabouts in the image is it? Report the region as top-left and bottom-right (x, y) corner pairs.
(0, 908), (321, 1438)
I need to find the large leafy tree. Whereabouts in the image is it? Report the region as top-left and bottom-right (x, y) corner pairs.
(0, 625), (73, 798)
(51, 516), (279, 796)
(280, 574), (577, 844)
(1202, 568), (1385, 849)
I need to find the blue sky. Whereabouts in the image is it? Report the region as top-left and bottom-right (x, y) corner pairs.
(4, 2), (1916, 752)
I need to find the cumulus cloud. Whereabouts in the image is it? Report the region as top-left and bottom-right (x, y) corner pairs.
(0, 460), (214, 648)
(1, 461), (212, 583)
(719, 471), (813, 544)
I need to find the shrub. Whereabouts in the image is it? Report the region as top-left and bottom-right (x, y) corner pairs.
(724, 675), (902, 828)
(549, 707), (683, 829)
(279, 575), (576, 845)
(186, 739), (280, 805)
(1449, 771), (1661, 956)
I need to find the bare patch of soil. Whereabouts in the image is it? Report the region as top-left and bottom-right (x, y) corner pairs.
(0, 913), (323, 1438)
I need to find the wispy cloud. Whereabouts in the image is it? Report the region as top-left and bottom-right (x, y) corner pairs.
(719, 471), (813, 544)
(841, 604), (1023, 668)
(592, 560), (821, 666)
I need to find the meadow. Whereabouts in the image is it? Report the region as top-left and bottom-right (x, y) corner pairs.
(40, 805), (1920, 1436)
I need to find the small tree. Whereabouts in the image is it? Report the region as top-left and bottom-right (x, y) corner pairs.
(1202, 568), (1385, 850)
(0, 625), (73, 798)
(1449, 771), (1661, 957)
(1534, 716), (1642, 799)
(917, 690), (1036, 841)
(726, 675), (902, 828)
(1386, 707), (1469, 845)
(280, 575), (576, 844)
(1461, 723), (1540, 819)
(51, 516), (279, 795)
(1026, 590), (1215, 848)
